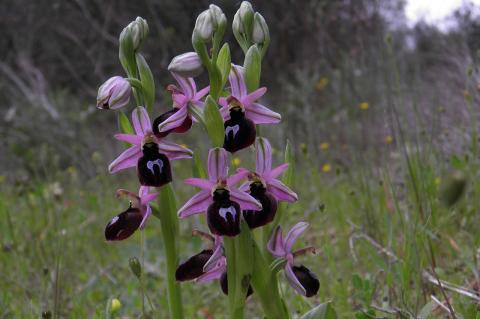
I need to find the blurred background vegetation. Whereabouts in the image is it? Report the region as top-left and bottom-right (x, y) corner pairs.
(3, 0), (480, 318)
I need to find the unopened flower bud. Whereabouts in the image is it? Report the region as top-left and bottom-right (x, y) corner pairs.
(96, 76), (131, 110)
(126, 17), (149, 51)
(252, 13), (269, 44)
(129, 257), (142, 279)
(194, 10), (214, 42)
(168, 52), (203, 77)
(209, 4), (226, 30)
(239, 1), (254, 27)
(110, 298), (121, 313)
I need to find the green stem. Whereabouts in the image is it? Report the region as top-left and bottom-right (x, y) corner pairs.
(250, 239), (290, 319)
(224, 237), (245, 319)
(157, 184), (184, 319)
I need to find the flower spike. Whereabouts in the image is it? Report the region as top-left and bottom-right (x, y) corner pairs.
(267, 222), (319, 297)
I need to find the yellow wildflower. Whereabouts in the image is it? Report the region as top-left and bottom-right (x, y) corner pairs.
(359, 102), (369, 110)
(320, 142), (330, 151)
(385, 135), (393, 144)
(315, 77), (329, 91)
(322, 164), (331, 173)
(232, 157), (241, 167)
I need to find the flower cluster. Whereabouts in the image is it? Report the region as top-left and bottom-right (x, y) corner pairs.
(96, 2), (320, 317)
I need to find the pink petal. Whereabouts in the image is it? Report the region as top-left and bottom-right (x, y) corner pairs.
(157, 106), (189, 133)
(267, 179), (298, 203)
(114, 133), (142, 145)
(108, 146), (141, 173)
(203, 242), (223, 272)
(226, 169), (249, 186)
(229, 65), (247, 98)
(177, 190), (212, 218)
(139, 205), (152, 229)
(173, 73), (196, 99)
(208, 147), (228, 182)
(229, 188), (262, 211)
(184, 178), (215, 190)
(246, 103), (281, 124)
(141, 192), (159, 205)
(238, 182), (250, 193)
(157, 141), (193, 160)
(196, 257), (226, 283)
(285, 263), (307, 296)
(284, 222), (309, 253)
(267, 225), (286, 257)
(194, 86), (210, 100)
(132, 106), (152, 135)
(243, 87), (267, 107)
(266, 163), (289, 180)
(219, 104), (230, 121)
(255, 137), (272, 174)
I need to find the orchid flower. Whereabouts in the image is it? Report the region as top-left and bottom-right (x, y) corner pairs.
(238, 137), (298, 228)
(109, 106), (192, 187)
(105, 186), (158, 241)
(178, 147), (262, 236)
(176, 232), (224, 282)
(153, 73), (209, 138)
(267, 222), (319, 297)
(219, 64), (281, 153)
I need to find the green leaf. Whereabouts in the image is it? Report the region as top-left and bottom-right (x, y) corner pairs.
(203, 95), (225, 147)
(282, 140), (295, 187)
(135, 53), (155, 113)
(244, 45), (261, 92)
(217, 43), (231, 88)
(117, 111), (134, 134)
(300, 302), (338, 319)
(192, 152), (207, 179)
(352, 274), (363, 290)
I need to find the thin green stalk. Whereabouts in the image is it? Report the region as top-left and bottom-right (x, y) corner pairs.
(250, 239), (290, 319)
(157, 184), (184, 319)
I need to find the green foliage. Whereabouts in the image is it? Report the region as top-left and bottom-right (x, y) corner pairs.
(203, 95), (225, 148)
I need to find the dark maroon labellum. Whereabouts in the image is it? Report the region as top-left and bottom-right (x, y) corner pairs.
(220, 272), (253, 297)
(207, 189), (241, 237)
(223, 107), (256, 153)
(137, 142), (172, 187)
(292, 265), (320, 297)
(152, 108), (192, 138)
(243, 182), (278, 229)
(175, 249), (213, 281)
(105, 206), (143, 241)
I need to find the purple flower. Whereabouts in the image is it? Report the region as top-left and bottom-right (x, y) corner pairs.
(105, 186), (158, 241)
(96, 76), (131, 110)
(176, 233), (226, 282)
(178, 147), (262, 236)
(219, 65), (281, 153)
(153, 73), (209, 138)
(238, 138), (298, 228)
(267, 222), (319, 297)
(109, 106), (192, 187)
